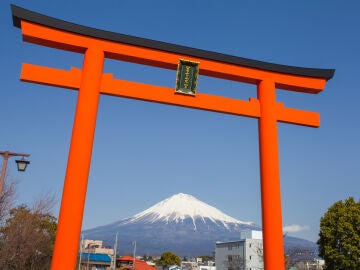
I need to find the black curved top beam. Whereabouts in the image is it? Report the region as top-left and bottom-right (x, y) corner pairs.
(11, 5), (334, 80)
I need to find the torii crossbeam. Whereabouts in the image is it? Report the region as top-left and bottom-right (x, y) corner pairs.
(11, 5), (334, 270)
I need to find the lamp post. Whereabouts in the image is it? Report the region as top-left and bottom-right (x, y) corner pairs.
(0, 150), (30, 196)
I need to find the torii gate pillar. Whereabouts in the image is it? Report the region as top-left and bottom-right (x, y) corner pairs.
(11, 5), (334, 270)
(53, 47), (104, 268)
(258, 80), (284, 267)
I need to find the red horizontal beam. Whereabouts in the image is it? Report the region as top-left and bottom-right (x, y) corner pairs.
(20, 63), (320, 127)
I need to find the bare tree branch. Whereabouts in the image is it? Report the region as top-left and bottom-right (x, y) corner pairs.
(0, 180), (17, 225)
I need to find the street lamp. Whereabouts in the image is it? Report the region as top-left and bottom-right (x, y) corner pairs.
(16, 156), (30, 171)
(0, 150), (30, 196)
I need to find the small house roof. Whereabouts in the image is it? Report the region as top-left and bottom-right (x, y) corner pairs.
(118, 255), (158, 270)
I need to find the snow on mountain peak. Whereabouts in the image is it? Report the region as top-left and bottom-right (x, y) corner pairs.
(125, 193), (252, 229)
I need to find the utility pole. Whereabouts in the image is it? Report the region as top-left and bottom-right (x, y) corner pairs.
(133, 240), (136, 269)
(78, 234), (83, 270)
(110, 232), (118, 270)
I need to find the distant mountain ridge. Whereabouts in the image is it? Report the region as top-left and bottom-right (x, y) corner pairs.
(83, 193), (317, 256)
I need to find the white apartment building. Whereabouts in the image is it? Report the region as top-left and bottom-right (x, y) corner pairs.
(215, 230), (263, 270)
(81, 239), (114, 256)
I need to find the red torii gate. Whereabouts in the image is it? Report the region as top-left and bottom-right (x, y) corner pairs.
(11, 5), (334, 270)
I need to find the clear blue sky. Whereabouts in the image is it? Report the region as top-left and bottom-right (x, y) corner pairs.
(1, 0), (359, 243)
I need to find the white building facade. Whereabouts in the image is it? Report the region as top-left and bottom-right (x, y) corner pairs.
(215, 231), (263, 270)
(81, 239), (114, 256)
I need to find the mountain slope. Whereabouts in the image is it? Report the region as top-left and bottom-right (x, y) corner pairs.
(83, 193), (316, 256)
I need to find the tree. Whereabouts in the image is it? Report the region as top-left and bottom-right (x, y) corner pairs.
(318, 197), (360, 269)
(0, 196), (57, 269)
(285, 247), (316, 269)
(157, 251), (181, 269)
(198, 255), (214, 262)
(0, 181), (16, 225)
(142, 254), (153, 261)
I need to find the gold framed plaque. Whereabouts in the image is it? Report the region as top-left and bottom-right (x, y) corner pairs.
(175, 59), (199, 96)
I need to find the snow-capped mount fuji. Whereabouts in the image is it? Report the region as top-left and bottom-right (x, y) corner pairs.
(123, 193), (254, 230)
(83, 193), (261, 256)
(83, 193), (315, 256)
